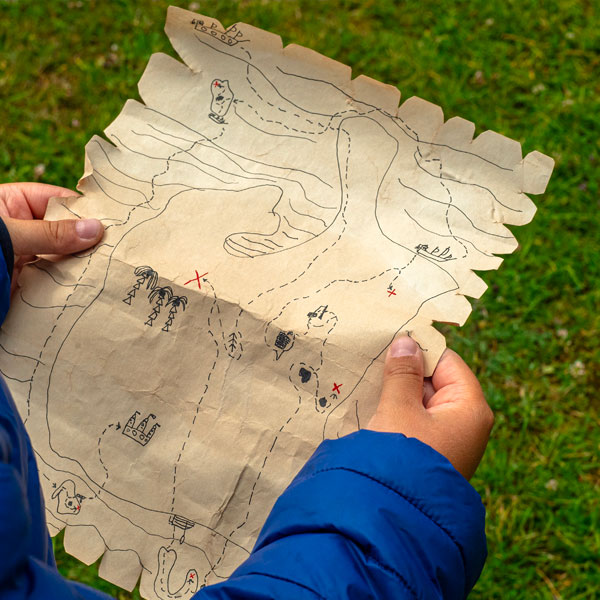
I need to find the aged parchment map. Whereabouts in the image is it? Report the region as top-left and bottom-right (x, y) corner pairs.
(0, 7), (553, 598)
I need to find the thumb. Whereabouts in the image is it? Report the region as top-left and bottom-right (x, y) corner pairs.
(368, 336), (425, 432)
(4, 217), (104, 256)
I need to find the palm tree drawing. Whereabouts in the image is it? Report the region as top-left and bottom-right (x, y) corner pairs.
(123, 266), (158, 305)
(146, 286), (173, 326)
(162, 295), (188, 332)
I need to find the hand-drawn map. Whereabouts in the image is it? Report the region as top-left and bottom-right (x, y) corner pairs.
(0, 7), (553, 598)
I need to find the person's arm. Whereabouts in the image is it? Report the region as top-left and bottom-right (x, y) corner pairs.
(199, 337), (493, 599)
(0, 183), (108, 600)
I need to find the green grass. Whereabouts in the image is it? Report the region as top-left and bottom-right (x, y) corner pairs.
(1, 0), (599, 597)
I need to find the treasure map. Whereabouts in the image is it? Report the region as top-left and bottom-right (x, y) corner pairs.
(0, 7), (553, 598)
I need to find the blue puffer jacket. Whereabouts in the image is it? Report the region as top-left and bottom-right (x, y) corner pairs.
(0, 227), (487, 600)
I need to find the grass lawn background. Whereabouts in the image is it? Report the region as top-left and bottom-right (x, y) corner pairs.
(1, 0), (598, 598)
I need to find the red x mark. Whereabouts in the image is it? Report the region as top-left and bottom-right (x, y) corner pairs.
(387, 288), (397, 297)
(332, 382), (342, 394)
(213, 80), (221, 87)
(184, 270), (208, 290)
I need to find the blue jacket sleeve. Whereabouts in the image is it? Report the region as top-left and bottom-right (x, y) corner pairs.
(199, 430), (487, 600)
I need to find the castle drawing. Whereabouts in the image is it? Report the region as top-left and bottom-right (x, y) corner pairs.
(122, 411), (161, 446)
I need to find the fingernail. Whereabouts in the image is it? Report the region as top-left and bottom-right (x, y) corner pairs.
(390, 336), (418, 357)
(75, 219), (102, 240)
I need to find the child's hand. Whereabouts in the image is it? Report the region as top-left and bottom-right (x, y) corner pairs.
(367, 336), (494, 480)
(0, 182), (104, 288)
